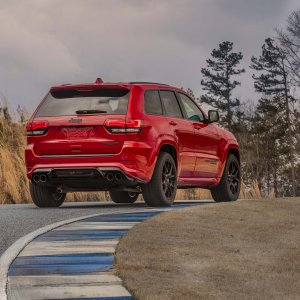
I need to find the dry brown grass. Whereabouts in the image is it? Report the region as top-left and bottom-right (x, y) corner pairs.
(0, 118), (30, 204)
(116, 198), (300, 300)
(239, 180), (269, 199)
(0, 147), (30, 204)
(66, 191), (109, 202)
(175, 188), (212, 200)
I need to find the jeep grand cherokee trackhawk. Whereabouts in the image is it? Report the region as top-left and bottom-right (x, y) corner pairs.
(25, 79), (241, 208)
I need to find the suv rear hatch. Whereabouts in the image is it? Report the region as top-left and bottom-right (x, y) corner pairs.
(27, 85), (131, 157)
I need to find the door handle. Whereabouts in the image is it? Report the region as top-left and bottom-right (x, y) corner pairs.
(169, 121), (177, 126)
(193, 125), (202, 130)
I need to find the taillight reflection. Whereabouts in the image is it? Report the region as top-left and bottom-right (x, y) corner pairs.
(26, 121), (49, 136)
(105, 119), (143, 133)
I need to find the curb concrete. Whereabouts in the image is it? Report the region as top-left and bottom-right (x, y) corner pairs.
(1, 201), (211, 300)
(0, 207), (147, 300)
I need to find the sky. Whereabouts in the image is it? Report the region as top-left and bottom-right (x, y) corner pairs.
(0, 0), (299, 113)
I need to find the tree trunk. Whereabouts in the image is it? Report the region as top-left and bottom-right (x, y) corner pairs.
(225, 51), (232, 131)
(282, 63), (296, 197)
(273, 166), (278, 197)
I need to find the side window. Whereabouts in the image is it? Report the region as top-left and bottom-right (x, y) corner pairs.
(144, 90), (163, 115)
(160, 91), (183, 119)
(178, 93), (205, 122)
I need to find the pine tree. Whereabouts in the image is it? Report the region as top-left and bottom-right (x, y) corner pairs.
(250, 38), (297, 196)
(201, 41), (245, 130)
(186, 88), (196, 100)
(252, 96), (288, 196)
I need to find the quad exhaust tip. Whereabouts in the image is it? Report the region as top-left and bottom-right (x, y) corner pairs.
(115, 172), (123, 181)
(106, 173), (114, 182)
(32, 173), (48, 183)
(33, 170), (126, 184)
(105, 172), (123, 182)
(33, 174), (40, 183)
(40, 174), (47, 183)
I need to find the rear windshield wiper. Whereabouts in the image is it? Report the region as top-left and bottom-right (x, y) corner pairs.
(75, 109), (107, 114)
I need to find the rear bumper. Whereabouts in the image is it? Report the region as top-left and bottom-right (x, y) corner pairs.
(31, 167), (142, 192)
(25, 141), (156, 183)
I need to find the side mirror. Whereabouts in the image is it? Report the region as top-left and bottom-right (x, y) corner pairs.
(208, 110), (219, 123)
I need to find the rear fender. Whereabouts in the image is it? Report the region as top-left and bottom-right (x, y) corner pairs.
(146, 139), (178, 180)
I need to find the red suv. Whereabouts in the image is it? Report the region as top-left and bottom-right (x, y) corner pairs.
(25, 79), (241, 208)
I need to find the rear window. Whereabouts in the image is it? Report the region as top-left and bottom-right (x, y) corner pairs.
(36, 88), (130, 117)
(144, 90), (163, 115)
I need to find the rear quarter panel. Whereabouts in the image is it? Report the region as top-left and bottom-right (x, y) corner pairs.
(125, 85), (178, 180)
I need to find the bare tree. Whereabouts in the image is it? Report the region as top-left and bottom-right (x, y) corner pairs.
(251, 38), (297, 196)
(277, 10), (300, 86)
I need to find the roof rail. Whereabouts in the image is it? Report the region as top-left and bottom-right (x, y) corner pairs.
(129, 81), (170, 86)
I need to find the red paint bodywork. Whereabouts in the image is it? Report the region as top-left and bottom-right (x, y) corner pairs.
(25, 82), (240, 189)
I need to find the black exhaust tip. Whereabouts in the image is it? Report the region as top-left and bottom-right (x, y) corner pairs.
(106, 173), (114, 182)
(33, 174), (40, 183)
(40, 174), (47, 183)
(115, 172), (123, 181)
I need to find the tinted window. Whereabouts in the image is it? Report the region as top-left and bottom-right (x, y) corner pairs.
(144, 90), (163, 115)
(36, 88), (129, 117)
(160, 91), (183, 118)
(178, 93), (205, 122)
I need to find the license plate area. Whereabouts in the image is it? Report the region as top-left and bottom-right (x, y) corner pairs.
(53, 169), (98, 178)
(59, 127), (97, 139)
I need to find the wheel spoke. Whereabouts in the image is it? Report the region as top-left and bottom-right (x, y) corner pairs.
(53, 192), (63, 202)
(227, 161), (240, 195)
(162, 182), (167, 192)
(161, 159), (176, 199)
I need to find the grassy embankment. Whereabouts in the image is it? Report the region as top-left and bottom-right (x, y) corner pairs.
(0, 117), (261, 204)
(116, 198), (300, 300)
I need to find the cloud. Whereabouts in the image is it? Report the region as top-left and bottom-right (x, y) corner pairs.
(0, 0), (299, 111)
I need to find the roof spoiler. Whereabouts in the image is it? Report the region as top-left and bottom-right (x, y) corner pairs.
(95, 78), (104, 83)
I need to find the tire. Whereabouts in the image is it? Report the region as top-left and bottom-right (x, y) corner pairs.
(109, 191), (139, 204)
(211, 154), (241, 202)
(142, 152), (177, 207)
(30, 183), (66, 208)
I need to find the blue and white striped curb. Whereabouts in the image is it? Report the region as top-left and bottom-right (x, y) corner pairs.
(5, 203), (207, 300)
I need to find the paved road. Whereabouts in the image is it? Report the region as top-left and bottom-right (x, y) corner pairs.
(0, 200), (212, 256)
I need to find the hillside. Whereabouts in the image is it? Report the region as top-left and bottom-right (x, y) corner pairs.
(0, 118), (29, 203)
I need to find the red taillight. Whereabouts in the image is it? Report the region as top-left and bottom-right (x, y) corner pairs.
(26, 121), (49, 136)
(125, 119), (142, 132)
(105, 119), (143, 133)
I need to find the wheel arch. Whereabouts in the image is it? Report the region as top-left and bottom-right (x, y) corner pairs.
(227, 147), (240, 163)
(159, 143), (178, 167)
(216, 141), (240, 180)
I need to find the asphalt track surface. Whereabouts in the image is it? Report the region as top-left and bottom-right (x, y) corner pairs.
(0, 200), (212, 256)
